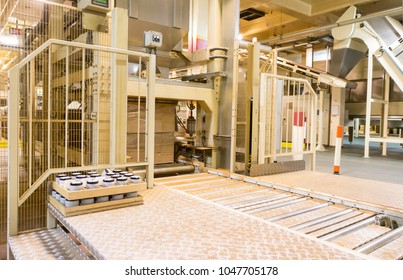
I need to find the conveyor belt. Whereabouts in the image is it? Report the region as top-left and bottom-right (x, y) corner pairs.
(154, 172), (403, 260)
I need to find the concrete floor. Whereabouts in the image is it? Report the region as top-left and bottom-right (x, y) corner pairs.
(309, 136), (403, 185)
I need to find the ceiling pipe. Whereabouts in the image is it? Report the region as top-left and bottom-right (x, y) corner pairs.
(260, 6), (403, 45)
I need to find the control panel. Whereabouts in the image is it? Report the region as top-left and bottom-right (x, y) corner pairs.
(144, 31), (163, 48)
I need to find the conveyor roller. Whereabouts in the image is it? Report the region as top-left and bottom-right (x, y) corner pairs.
(154, 172), (403, 259)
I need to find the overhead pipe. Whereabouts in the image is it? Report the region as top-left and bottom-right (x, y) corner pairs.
(260, 7), (403, 45)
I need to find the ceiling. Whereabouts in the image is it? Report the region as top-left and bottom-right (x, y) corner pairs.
(240, 0), (403, 49)
(0, 0), (402, 74)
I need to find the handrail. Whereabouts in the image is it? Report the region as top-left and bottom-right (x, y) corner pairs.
(261, 73), (318, 95)
(12, 38), (151, 71)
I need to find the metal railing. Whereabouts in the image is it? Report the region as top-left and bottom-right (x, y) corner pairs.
(8, 39), (156, 237)
(0, 0), (112, 245)
(258, 74), (317, 169)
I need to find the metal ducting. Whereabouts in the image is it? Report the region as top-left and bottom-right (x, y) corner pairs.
(329, 38), (367, 79)
(367, 16), (403, 66)
(118, 0), (190, 68)
(329, 6), (367, 79)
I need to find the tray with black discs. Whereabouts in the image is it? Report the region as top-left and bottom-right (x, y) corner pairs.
(49, 173), (146, 217)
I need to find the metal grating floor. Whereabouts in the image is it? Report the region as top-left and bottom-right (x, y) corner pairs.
(8, 226), (90, 260)
(48, 185), (366, 260)
(258, 170), (403, 211)
(11, 170), (403, 260)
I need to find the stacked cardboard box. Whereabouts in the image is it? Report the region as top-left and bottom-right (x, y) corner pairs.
(127, 100), (176, 164)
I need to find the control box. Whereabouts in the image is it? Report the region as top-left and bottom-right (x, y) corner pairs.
(78, 0), (111, 13)
(144, 31), (163, 48)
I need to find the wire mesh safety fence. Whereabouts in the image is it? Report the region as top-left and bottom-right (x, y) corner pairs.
(1, 0), (154, 244)
(8, 39), (154, 237)
(259, 74), (317, 169)
(0, 0), (97, 245)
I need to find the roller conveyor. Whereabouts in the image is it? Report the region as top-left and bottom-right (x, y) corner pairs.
(281, 206), (351, 228)
(241, 196), (306, 214)
(227, 193), (291, 208)
(43, 188), (368, 260)
(176, 178), (235, 191)
(369, 235), (403, 260)
(310, 213), (376, 238)
(155, 173), (219, 185)
(174, 177), (234, 190)
(355, 226), (403, 254)
(11, 171), (400, 260)
(186, 182), (249, 195)
(301, 210), (365, 234)
(206, 187), (276, 202)
(252, 199), (322, 219)
(154, 172), (403, 260)
(161, 176), (224, 187)
(203, 185), (267, 202)
(197, 185), (260, 198)
(232, 195), (297, 211)
(210, 189), (270, 202)
(331, 224), (391, 250)
(266, 202), (331, 222)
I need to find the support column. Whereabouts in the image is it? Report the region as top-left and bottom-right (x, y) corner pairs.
(111, 7), (128, 164)
(206, 0), (223, 168)
(306, 45), (313, 67)
(146, 54), (156, 188)
(8, 67), (19, 251)
(208, 76), (220, 169)
(207, 0), (239, 169)
(269, 49), (278, 163)
(316, 88), (327, 151)
(364, 51), (373, 158)
(229, 39), (239, 173)
(354, 118), (360, 137)
(381, 73), (390, 156)
(208, 0), (223, 73)
(246, 41), (260, 172)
